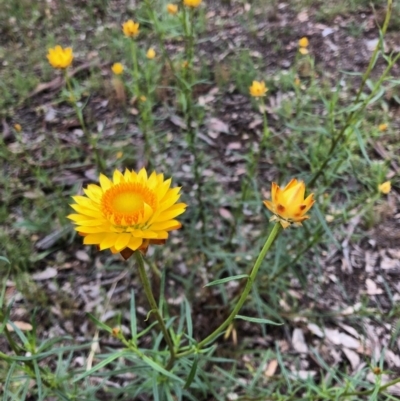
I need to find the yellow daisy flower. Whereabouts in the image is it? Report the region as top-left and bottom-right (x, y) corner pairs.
(68, 169), (187, 259)
(146, 48), (156, 59)
(47, 45), (74, 69)
(167, 4), (178, 14)
(263, 179), (315, 229)
(111, 63), (124, 75)
(378, 181), (391, 194)
(298, 37), (309, 48)
(122, 20), (140, 37)
(249, 81), (268, 97)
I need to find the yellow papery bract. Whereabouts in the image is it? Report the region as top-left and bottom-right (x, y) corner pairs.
(263, 179), (315, 229)
(47, 45), (74, 69)
(68, 169), (187, 259)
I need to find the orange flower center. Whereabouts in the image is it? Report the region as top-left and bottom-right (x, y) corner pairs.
(101, 183), (157, 225)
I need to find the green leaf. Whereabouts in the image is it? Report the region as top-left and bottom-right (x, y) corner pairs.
(184, 355), (199, 389)
(73, 350), (127, 382)
(141, 355), (185, 384)
(87, 313), (112, 334)
(204, 274), (248, 287)
(0, 256), (10, 264)
(235, 315), (282, 325)
(130, 290), (137, 339)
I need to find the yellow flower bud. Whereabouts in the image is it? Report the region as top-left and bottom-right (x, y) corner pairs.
(14, 123), (22, 132)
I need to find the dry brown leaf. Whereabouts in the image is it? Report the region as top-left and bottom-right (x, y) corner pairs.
(264, 359), (278, 377)
(7, 321), (33, 331)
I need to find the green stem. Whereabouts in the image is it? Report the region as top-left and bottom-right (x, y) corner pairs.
(144, 0), (176, 76)
(64, 71), (105, 173)
(134, 251), (176, 370)
(177, 222), (282, 357)
(307, 0), (393, 188)
(131, 39), (140, 97)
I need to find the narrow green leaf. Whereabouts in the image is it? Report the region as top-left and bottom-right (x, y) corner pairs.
(204, 274), (248, 287)
(184, 297), (193, 338)
(86, 313), (112, 333)
(73, 350), (127, 382)
(184, 355), (199, 389)
(235, 315), (282, 325)
(314, 204), (341, 249)
(130, 290), (137, 339)
(354, 126), (371, 164)
(0, 256), (10, 264)
(33, 360), (43, 401)
(142, 356), (184, 384)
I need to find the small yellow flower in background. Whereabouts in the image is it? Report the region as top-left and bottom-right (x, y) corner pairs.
(294, 77), (301, 86)
(112, 327), (120, 337)
(378, 181), (391, 194)
(122, 20), (140, 38)
(14, 123), (22, 132)
(263, 179), (315, 229)
(68, 168), (187, 259)
(249, 81), (268, 97)
(184, 0), (202, 7)
(298, 37), (309, 48)
(116, 151), (123, 159)
(298, 37), (309, 55)
(378, 123), (388, 132)
(146, 48), (156, 59)
(140, 96), (147, 102)
(47, 45), (74, 69)
(182, 60), (189, 68)
(111, 63), (124, 75)
(167, 3), (178, 14)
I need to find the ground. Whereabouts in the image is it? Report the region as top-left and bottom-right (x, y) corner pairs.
(1, 0), (400, 400)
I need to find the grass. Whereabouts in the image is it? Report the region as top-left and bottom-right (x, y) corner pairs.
(1, 0), (400, 400)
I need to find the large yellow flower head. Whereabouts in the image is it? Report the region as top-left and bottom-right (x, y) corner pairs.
(184, 0), (202, 8)
(47, 45), (74, 69)
(68, 169), (187, 259)
(263, 179), (315, 229)
(122, 20), (140, 37)
(249, 81), (268, 97)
